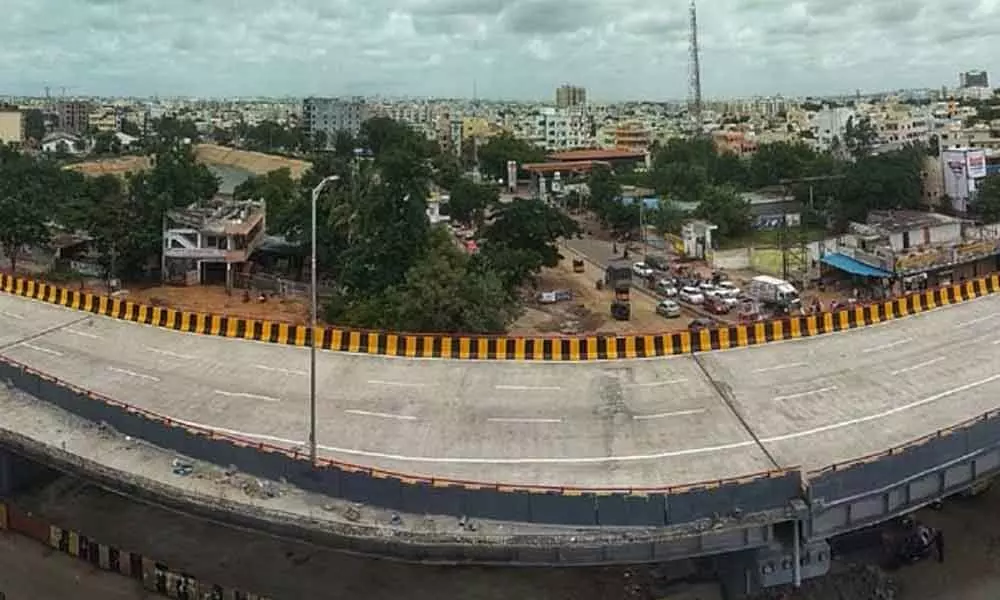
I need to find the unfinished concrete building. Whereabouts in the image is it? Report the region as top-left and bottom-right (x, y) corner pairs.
(161, 199), (266, 286)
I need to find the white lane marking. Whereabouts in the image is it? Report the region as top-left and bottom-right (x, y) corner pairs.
(773, 386), (838, 402)
(626, 378), (688, 388)
(176, 375), (1000, 464)
(633, 408), (707, 421)
(891, 357), (946, 376)
(256, 365), (307, 376)
(107, 366), (161, 382)
(487, 417), (563, 424)
(753, 362), (806, 373)
(214, 390), (281, 403)
(344, 409), (417, 421)
(761, 374), (1000, 445)
(20, 343), (63, 357)
(65, 329), (100, 339)
(143, 346), (195, 360)
(495, 385), (562, 391)
(862, 338), (912, 353)
(367, 379), (426, 388)
(958, 314), (997, 328)
(0, 310), (24, 320)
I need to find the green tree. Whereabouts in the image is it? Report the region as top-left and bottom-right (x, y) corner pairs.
(234, 168), (300, 235)
(120, 120), (142, 138)
(748, 141), (817, 188)
(844, 115), (878, 159)
(92, 131), (122, 155)
(970, 175), (1000, 223)
(477, 198), (580, 289)
(477, 132), (546, 182)
(342, 227), (519, 333)
(650, 199), (688, 235)
(0, 159), (49, 272)
(693, 185), (751, 241)
(23, 109), (45, 142)
(832, 144), (923, 228)
(447, 179), (495, 226)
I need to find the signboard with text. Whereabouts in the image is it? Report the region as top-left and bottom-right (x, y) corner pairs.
(967, 149), (988, 179)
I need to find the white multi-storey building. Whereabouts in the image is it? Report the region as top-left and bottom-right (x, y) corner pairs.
(808, 107), (857, 152)
(519, 107), (589, 151)
(302, 97), (369, 145)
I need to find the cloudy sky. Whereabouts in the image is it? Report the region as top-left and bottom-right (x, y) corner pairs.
(2, 0), (998, 100)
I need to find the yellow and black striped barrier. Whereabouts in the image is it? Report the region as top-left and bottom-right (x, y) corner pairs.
(2, 273), (997, 360)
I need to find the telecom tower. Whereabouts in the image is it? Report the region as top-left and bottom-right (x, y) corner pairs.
(688, 0), (703, 125)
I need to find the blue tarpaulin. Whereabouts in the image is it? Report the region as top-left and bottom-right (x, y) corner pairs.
(821, 252), (893, 278)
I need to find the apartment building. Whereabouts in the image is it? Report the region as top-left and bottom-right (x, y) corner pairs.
(55, 101), (92, 134)
(555, 85), (587, 109)
(0, 107), (24, 145)
(520, 107), (589, 151)
(88, 107), (121, 133)
(960, 70), (989, 89)
(302, 97), (369, 146)
(808, 107), (857, 152)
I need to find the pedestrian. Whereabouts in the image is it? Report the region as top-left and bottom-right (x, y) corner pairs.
(935, 529), (945, 563)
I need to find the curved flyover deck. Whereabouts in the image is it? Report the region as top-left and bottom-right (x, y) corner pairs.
(2, 278), (1000, 496)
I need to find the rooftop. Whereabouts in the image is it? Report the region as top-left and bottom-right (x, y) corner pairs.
(547, 149), (646, 162)
(167, 199), (265, 235)
(863, 210), (964, 234)
(521, 160), (609, 174)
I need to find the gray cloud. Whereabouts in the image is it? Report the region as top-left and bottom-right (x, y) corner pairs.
(0, 0), (995, 100)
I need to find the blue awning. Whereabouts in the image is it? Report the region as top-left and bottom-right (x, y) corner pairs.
(821, 252), (893, 278)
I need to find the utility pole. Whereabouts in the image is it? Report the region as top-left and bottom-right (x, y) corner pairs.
(778, 175), (845, 284)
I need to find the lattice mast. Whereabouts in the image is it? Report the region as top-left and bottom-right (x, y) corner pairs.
(688, 0), (703, 124)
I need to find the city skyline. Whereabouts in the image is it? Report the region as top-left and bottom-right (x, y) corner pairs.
(2, 0), (998, 101)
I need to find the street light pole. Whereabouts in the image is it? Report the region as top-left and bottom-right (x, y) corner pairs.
(309, 175), (340, 466)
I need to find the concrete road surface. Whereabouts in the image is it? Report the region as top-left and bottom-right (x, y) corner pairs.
(1, 289), (1000, 489)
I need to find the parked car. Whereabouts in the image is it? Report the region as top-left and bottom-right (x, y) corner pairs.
(656, 279), (678, 297)
(655, 299), (682, 318)
(645, 255), (670, 272)
(679, 286), (705, 304)
(718, 281), (741, 295)
(716, 289), (741, 308)
(688, 317), (718, 331)
(632, 262), (654, 278)
(704, 294), (731, 315)
(698, 281), (716, 293)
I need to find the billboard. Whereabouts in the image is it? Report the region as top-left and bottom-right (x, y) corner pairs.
(942, 149), (972, 211)
(967, 149), (987, 179)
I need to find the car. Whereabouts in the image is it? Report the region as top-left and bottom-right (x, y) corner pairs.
(716, 289), (741, 308)
(704, 294), (731, 315)
(679, 286), (705, 304)
(655, 299), (682, 318)
(698, 281), (716, 292)
(656, 279), (678, 297)
(632, 262), (654, 278)
(717, 281), (741, 295)
(688, 317), (717, 331)
(645, 255), (669, 272)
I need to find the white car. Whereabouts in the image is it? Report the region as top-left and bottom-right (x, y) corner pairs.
(679, 286), (705, 304)
(716, 289), (740, 308)
(698, 281), (716, 293)
(718, 281), (741, 295)
(632, 262), (654, 278)
(656, 279), (678, 297)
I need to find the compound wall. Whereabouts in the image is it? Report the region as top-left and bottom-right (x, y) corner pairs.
(3, 273), (997, 359)
(0, 358), (801, 528)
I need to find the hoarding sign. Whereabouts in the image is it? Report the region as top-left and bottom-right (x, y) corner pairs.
(967, 149), (987, 179)
(942, 149), (971, 203)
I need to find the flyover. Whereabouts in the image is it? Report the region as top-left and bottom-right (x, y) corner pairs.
(2, 274), (1000, 591)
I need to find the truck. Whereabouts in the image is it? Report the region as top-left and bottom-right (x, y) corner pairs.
(605, 259), (632, 321)
(746, 275), (800, 313)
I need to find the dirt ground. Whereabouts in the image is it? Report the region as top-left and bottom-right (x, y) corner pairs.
(124, 285), (309, 324)
(509, 252), (694, 336)
(0, 530), (160, 600)
(194, 144), (311, 178)
(64, 156), (153, 178)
